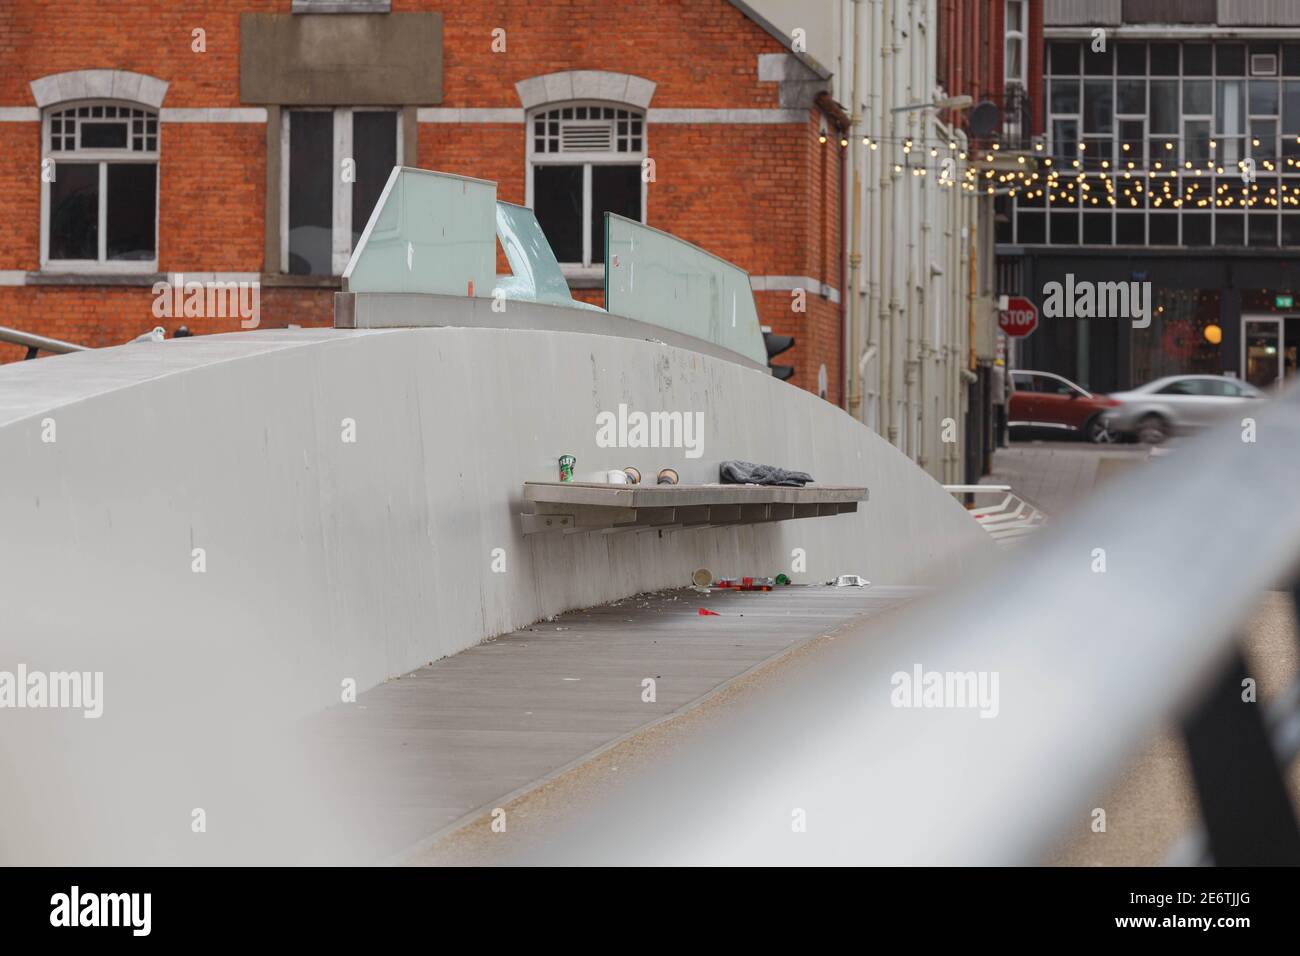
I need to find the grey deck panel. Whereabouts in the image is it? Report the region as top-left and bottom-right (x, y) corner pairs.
(306, 583), (925, 861)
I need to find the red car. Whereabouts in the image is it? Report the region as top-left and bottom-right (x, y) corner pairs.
(1008, 370), (1121, 443)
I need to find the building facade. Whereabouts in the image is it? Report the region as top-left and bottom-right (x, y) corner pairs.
(0, 0), (844, 403)
(999, 0), (1300, 395)
(751, 0), (1044, 482)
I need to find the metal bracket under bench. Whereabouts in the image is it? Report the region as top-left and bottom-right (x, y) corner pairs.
(520, 481), (868, 535)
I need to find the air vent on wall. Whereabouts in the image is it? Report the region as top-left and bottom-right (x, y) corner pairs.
(561, 122), (613, 152)
(1251, 53), (1278, 76)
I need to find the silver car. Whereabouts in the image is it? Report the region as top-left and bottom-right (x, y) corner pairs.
(1102, 375), (1265, 444)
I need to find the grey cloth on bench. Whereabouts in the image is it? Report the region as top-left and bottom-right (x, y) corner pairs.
(719, 460), (814, 487)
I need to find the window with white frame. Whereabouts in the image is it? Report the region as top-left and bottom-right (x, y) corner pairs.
(282, 107), (401, 275)
(1005, 0), (1028, 89)
(43, 101), (158, 270)
(527, 102), (645, 269)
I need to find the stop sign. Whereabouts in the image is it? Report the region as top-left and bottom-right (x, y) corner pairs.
(999, 296), (1038, 338)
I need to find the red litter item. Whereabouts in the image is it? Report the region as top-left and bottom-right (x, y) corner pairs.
(698, 608), (721, 616)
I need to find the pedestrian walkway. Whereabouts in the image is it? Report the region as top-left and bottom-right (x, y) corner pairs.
(981, 440), (1149, 515)
(307, 583), (928, 863)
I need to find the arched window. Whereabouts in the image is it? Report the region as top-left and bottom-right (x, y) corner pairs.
(526, 102), (646, 270)
(43, 101), (159, 270)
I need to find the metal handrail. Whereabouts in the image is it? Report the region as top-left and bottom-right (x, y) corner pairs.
(0, 324), (88, 358)
(522, 385), (1300, 864)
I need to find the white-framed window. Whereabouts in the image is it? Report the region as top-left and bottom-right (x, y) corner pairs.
(526, 102), (646, 272)
(1005, 0), (1028, 89)
(41, 100), (159, 272)
(281, 107), (402, 276)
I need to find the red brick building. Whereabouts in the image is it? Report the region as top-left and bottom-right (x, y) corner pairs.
(0, 0), (845, 402)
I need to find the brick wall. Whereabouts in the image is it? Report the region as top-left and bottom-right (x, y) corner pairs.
(1, 0), (843, 405)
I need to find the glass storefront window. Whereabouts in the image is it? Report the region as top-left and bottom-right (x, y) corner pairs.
(1017, 40), (1300, 247)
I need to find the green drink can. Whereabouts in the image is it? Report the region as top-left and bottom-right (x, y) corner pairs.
(558, 454), (576, 482)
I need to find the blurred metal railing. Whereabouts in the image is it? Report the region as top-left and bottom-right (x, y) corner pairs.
(524, 384), (1300, 864)
(0, 324), (88, 360)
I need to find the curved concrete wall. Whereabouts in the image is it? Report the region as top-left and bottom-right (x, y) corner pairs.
(0, 322), (990, 861)
(1, 324), (989, 697)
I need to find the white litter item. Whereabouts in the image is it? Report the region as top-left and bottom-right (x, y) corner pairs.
(830, 574), (870, 588)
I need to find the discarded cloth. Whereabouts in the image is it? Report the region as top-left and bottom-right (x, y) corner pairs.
(718, 460), (813, 487)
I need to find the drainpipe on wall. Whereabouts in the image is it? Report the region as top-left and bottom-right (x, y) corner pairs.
(865, 0), (883, 428)
(879, 0), (896, 445)
(846, 0), (865, 419)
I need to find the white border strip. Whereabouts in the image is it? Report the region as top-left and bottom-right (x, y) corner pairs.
(648, 108), (806, 124)
(0, 107), (268, 122)
(0, 271), (28, 285)
(752, 275), (841, 304)
(417, 108), (525, 123)
(160, 108), (268, 123)
(414, 107), (807, 125)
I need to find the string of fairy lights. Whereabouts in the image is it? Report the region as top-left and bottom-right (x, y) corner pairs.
(818, 128), (1300, 206)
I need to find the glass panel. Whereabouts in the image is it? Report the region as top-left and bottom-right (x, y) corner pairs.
(48, 162), (98, 260)
(1184, 80), (1211, 116)
(351, 111), (398, 248)
(1283, 81), (1300, 135)
(1117, 79), (1145, 115)
(342, 166), (497, 296)
(1150, 43), (1179, 75)
(533, 164), (583, 264)
(1217, 44), (1246, 76)
(287, 110), (333, 276)
(493, 200), (600, 310)
(590, 164), (640, 258)
(604, 214), (766, 365)
(1251, 119), (1277, 161)
(1050, 79), (1079, 115)
(106, 163), (156, 260)
(1184, 44), (1212, 76)
(1245, 320), (1280, 388)
(1250, 80), (1279, 117)
(1084, 45), (1113, 76)
(1285, 44), (1300, 76)
(1052, 118), (1078, 163)
(1185, 120), (1211, 164)
(1117, 43), (1145, 76)
(80, 121), (126, 149)
(1217, 80), (1245, 135)
(1119, 119), (1145, 166)
(1116, 213), (1144, 244)
(1049, 41), (1080, 75)
(1150, 80), (1178, 134)
(1017, 211), (1045, 244)
(1083, 80), (1113, 133)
